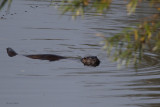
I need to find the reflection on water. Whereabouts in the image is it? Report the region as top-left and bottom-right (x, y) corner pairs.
(137, 54), (160, 71)
(30, 38), (68, 40)
(0, 0), (160, 107)
(119, 77), (160, 106)
(25, 27), (79, 30)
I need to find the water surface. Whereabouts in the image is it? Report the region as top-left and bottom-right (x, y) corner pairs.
(0, 0), (160, 107)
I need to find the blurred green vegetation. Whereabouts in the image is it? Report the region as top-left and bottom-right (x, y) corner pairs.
(101, 0), (160, 66)
(1, 0), (160, 66)
(59, 0), (111, 18)
(58, 0), (160, 66)
(0, 0), (12, 11)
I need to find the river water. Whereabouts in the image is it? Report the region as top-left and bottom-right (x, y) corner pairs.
(0, 0), (160, 107)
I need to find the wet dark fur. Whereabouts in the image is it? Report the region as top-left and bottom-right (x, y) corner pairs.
(81, 56), (100, 67)
(6, 47), (100, 67)
(25, 54), (66, 61)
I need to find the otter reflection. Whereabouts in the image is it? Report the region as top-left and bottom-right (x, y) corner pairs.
(7, 47), (100, 67)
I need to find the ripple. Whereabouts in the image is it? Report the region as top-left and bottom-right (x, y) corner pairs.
(24, 27), (78, 31)
(30, 38), (68, 40)
(133, 53), (160, 72)
(16, 74), (49, 77)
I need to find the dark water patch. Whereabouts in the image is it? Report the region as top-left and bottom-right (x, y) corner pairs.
(126, 87), (160, 91)
(134, 70), (160, 76)
(68, 47), (100, 50)
(17, 74), (49, 77)
(83, 82), (107, 87)
(108, 86), (160, 91)
(127, 78), (160, 86)
(58, 67), (83, 70)
(90, 27), (119, 31)
(82, 44), (101, 47)
(6, 102), (19, 105)
(0, 16), (6, 20)
(58, 44), (75, 46)
(58, 74), (85, 77)
(68, 71), (114, 75)
(116, 93), (160, 100)
(131, 103), (160, 107)
(24, 27), (78, 31)
(30, 38), (68, 40)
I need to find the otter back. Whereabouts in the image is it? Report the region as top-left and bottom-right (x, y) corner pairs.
(25, 54), (66, 61)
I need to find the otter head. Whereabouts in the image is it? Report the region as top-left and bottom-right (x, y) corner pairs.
(81, 56), (100, 67)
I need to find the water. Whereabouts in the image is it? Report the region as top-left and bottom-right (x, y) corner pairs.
(0, 0), (160, 107)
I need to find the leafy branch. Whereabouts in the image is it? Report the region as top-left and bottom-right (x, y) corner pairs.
(0, 0), (12, 11)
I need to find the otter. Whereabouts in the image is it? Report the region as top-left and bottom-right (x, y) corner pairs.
(6, 47), (100, 67)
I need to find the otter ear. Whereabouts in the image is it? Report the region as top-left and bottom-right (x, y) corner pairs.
(83, 57), (86, 59)
(81, 57), (85, 61)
